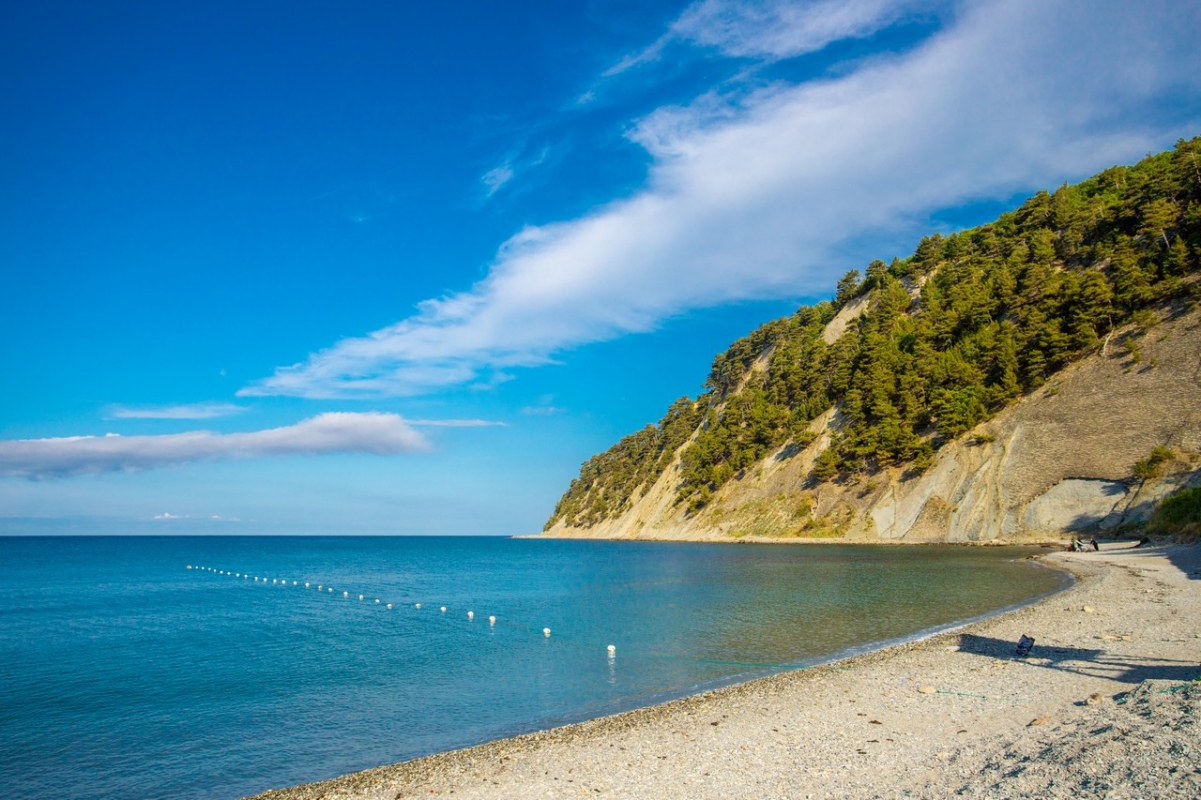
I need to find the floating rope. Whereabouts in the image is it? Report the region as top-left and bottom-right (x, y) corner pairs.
(184, 562), (806, 671)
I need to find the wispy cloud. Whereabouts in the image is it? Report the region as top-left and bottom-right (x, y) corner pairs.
(480, 147), (552, 199)
(406, 418), (507, 428)
(672, 0), (936, 60)
(521, 394), (564, 415)
(481, 161), (516, 197)
(605, 0), (935, 76)
(0, 413), (429, 479)
(107, 403), (248, 420)
(151, 512), (242, 522)
(244, 0), (1201, 400)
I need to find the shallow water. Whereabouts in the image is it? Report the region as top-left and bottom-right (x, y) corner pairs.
(0, 536), (1069, 799)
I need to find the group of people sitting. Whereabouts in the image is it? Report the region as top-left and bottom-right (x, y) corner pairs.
(1069, 537), (1100, 551)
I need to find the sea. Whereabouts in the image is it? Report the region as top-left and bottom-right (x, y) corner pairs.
(0, 536), (1070, 799)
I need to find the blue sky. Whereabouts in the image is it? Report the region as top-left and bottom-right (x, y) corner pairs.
(2, 0), (1199, 535)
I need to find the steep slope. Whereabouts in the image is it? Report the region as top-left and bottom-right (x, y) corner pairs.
(543, 138), (1201, 542)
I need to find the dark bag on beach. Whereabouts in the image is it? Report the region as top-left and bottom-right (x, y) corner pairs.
(1015, 634), (1035, 657)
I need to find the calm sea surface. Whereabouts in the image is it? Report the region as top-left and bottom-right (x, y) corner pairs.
(0, 536), (1069, 799)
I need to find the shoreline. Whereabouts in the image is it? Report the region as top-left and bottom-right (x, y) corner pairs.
(525, 531), (1080, 546)
(249, 543), (1200, 799)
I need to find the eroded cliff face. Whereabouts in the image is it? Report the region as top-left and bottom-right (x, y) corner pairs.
(543, 302), (1201, 543)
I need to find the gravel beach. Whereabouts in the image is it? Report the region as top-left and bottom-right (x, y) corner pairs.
(248, 543), (1201, 800)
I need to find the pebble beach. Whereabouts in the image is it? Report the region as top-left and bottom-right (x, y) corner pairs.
(249, 543), (1201, 800)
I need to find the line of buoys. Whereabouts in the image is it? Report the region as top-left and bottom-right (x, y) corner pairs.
(187, 564), (616, 657)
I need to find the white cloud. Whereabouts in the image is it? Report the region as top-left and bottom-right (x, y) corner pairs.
(480, 147), (552, 199)
(244, 0), (1201, 400)
(521, 406), (565, 416)
(0, 413), (429, 479)
(407, 418), (507, 428)
(482, 161), (516, 197)
(107, 403), (248, 420)
(154, 512), (184, 520)
(671, 0), (936, 59)
(609, 0), (934, 74)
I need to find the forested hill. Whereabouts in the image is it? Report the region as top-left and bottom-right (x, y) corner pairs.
(546, 137), (1201, 533)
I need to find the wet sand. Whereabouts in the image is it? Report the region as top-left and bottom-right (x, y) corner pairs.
(248, 543), (1201, 799)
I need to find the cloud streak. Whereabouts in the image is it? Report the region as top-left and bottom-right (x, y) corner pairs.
(107, 403), (248, 420)
(406, 418), (507, 428)
(0, 413), (429, 479)
(481, 161), (516, 197)
(245, 0), (1201, 400)
(608, 0), (935, 75)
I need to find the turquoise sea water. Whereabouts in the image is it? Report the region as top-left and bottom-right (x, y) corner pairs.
(0, 536), (1069, 799)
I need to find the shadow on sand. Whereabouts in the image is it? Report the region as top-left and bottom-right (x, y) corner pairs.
(1153, 543), (1201, 581)
(955, 633), (1201, 685)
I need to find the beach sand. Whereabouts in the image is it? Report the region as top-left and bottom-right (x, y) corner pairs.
(249, 543), (1201, 799)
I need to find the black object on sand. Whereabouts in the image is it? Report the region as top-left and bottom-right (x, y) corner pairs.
(1015, 634), (1035, 657)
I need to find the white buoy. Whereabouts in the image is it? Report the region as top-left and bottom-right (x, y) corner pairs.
(543, 628), (551, 637)
(468, 611), (474, 619)
(415, 603), (422, 609)
(293, 581), (297, 586)
(187, 565), (192, 569)
(328, 588), (333, 593)
(488, 616), (496, 625)
(375, 599), (380, 603)
(305, 582), (310, 588)
(386, 604), (393, 609)
(607, 645), (616, 654)
(440, 606), (447, 613)
(342, 591), (348, 597)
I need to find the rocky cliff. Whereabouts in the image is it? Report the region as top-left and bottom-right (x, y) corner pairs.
(544, 300), (1201, 542)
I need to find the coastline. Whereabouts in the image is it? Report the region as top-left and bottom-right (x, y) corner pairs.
(249, 543), (1200, 799)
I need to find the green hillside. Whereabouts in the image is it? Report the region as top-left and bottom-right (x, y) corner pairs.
(546, 138), (1201, 531)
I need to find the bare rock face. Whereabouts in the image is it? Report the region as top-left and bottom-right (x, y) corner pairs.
(1020, 479), (1128, 532)
(544, 303), (1201, 542)
(865, 303), (1201, 542)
